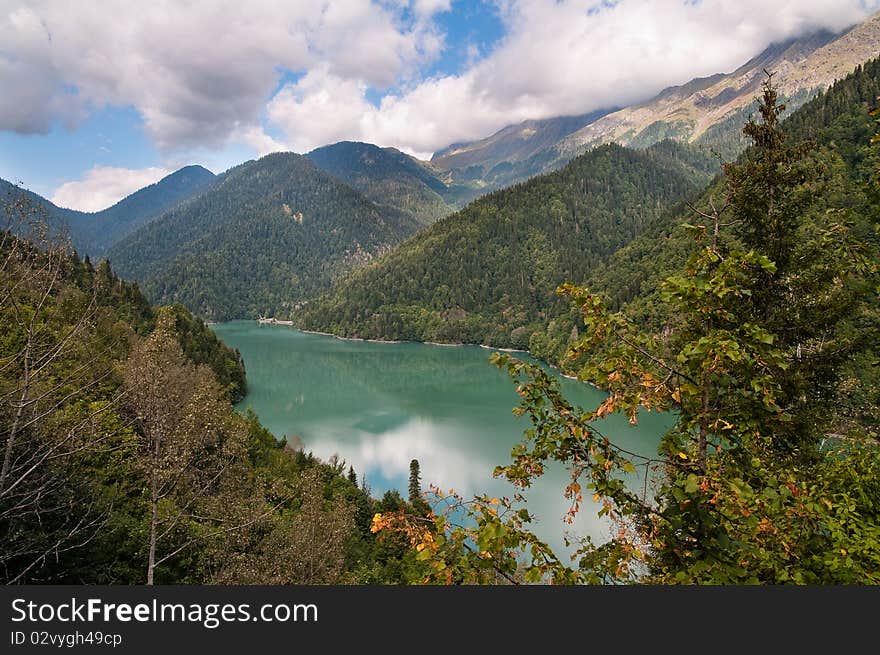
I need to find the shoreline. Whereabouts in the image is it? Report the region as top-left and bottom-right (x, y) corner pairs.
(479, 344), (528, 354)
(245, 319), (597, 387)
(294, 326), (406, 344)
(252, 318), (544, 356)
(270, 321), (524, 353)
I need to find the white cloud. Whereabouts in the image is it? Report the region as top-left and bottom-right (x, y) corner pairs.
(2, 0), (878, 161)
(0, 0), (448, 149)
(267, 68), (378, 154)
(236, 126), (289, 158)
(265, 0), (880, 157)
(51, 166), (171, 212)
(412, 0), (452, 18)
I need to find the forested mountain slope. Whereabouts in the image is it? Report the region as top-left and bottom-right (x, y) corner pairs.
(297, 140), (715, 348)
(429, 108), (615, 196)
(107, 152), (419, 321)
(582, 57), (880, 332)
(549, 58), (880, 433)
(67, 165), (217, 256)
(430, 12), (880, 194)
(1, 166), (216, 256)
(307, 141), (462, 224)
(299, 55), (879, 410)
(0, 203), (427, 584)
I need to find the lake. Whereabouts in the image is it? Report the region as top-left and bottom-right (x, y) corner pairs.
(211, 321), (671, 553)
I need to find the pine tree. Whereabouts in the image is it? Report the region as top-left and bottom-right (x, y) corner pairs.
(380, 73), (880, 585)
(723, 73), (875, 453)
(408, 459), (421, 506)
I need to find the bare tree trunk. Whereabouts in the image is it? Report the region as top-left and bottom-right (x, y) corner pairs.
(147, 442), (160, 585)
(1, 344), (30, 490)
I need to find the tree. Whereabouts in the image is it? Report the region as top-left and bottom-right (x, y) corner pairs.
(216, 468), (355, 584)
(372, 73), (880, 584)
(0, 195), (126, 583)
(123, 308), (255, 584)
(408, 460), (421, 505)
(408, 459), (432, 518)
(721, 72), (874, 453)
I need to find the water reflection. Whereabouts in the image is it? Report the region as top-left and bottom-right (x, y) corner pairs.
(212, 321), (672, 554)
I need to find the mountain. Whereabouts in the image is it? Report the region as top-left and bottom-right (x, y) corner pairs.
(521, 54), (880, 393)
(1, 177), (81, 240)
(298, 55), (880, 369)
(1, 165), (216, 256)
(557, 14), (880, 160)
(296, 140), (715, 348)
(431, 11), (880, 190)
(429, 109), (615, 194)
(107, 151), (421, 321)
(306, 141), (461, 224)
(574, 55), (880, 334)
(69, 165), (216, 255)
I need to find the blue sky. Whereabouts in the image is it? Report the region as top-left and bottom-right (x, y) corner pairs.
(1, 0), (877, 210)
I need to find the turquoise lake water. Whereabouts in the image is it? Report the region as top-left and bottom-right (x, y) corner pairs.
(211, 321), (671, 552)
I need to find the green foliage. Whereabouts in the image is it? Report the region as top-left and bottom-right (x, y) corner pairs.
(408, 459), (431, 517)
(162, 304), (247, 402)
(376, 71), (880, 585)
(593, 57), (880, 327)
(307, 141), (455, 225)
(579, 58), (880, 434)
(70, 166), (216, 256)
(0, 203), (418, 583)
(696, 87), (817, 162)
(66, 258), (248, 403)
(108, 152), (420, 321)
(299, 141), (713, 351)
(0, 166), (215, 257)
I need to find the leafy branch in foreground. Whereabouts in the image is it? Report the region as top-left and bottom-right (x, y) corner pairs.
(372, 73), (880, 584)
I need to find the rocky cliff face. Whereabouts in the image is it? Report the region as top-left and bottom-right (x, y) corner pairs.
(431, 12), (880, 190)
(556, 12), (880, 157)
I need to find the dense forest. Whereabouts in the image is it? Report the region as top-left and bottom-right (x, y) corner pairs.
(298, 140), (718, 348)
(0, 200), (430, 584)
(107, 152), (421, 321)
(586, 58), (880, 326)
(71, 166), (218, 257)
(546, 58), (880, 435)
(372, 73), (880, 584)
(299, 58), (880, 405)
(306, 141), (461, 224)
(2, 54), (878, 586)
(0, 166), (216, 258)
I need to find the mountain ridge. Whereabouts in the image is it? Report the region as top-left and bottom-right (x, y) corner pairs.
(296, 55), (880, 369)
(430, 108), (615, 172)
(1, 165), (216, 256)
(558, 13), (880, 156)
(107, 151), (421, 321)
(429, 12), (880, 191)
(296, 139), (715, 348)
(306, 141), (459, 225)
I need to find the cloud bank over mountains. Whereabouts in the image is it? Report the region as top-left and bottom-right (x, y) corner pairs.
(50, 165), (171, 212)
(2, 0), (878, 209)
